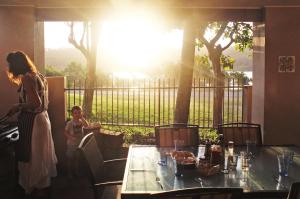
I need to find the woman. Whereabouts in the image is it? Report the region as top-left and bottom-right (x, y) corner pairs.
(6, 51), (57, 196)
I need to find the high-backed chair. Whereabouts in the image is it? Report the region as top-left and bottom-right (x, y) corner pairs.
(287, 182), (300, 199)
(218, 123), (262, 146)
(150, 187), (243, 199)
(78, 132), (127, 199)
(155, 124), (199, 147)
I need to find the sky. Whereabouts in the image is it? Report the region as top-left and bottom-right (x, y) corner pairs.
(44, 21), (183, 75)
(44, 21), (252, 79)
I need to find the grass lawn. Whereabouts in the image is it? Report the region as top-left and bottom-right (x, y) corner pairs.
(66, 89), (244, 128)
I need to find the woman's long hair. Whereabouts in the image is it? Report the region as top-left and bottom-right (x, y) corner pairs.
(6, 51), (37, 85)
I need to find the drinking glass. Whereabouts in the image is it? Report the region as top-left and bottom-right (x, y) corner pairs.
(286, 151), (294, 164)
(228, 141), (234, 156)
(246, 140), (257, 158)
(277, 154), (290, 177)
(157, 148), (168, 166)
(228, 154), (238, 171)
(240, 151), (250, 171)
(173, 158), (183, 177)
(174, 139), (184, 151)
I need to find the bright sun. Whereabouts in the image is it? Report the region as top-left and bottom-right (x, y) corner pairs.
(45, 11), (183, 77)
(99, 12), (183, 72)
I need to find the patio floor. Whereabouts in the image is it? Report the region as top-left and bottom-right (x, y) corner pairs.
(1, 173), (121, 199)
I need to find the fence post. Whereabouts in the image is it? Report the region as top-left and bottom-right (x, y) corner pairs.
(242, 85), (252, 123)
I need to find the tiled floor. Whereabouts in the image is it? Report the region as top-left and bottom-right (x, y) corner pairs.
(1, 174), (120, 199)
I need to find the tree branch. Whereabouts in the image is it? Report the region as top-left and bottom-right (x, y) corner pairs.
(68, 22), (89, 59)
(221, 31), (234, 51)
(210, 22), (228, 45)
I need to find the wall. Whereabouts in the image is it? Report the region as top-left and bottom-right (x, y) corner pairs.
(263, 7), (300, 145)
(46, 76), (66, 168)
(0, 6), (35, 116)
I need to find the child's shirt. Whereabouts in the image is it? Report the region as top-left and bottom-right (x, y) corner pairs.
(65, 119), (84, 146)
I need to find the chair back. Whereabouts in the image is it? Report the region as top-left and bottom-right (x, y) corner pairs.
(287, 182), (300, 199)
(150, 187), (243, 199)
(155, 124), (199, 147)
(78, 132), (105, 183)
(218, 123), (262, 146)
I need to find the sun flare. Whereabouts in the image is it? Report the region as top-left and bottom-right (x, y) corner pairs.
(98, 11), (182, 72)
(45, 11), (183, 75)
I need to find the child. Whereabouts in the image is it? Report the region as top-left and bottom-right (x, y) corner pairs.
(64, 106), (89, 178)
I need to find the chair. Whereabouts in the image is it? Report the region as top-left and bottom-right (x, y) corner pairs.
(150, 187), (243, 199)
(155, 124), (199, 147)
(287, 182), (300, 199)
(218, 123), (262, 146)
(78, 132), (127, 199)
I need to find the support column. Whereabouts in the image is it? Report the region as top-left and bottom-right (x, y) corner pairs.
(255, 7), (300, 145)
(46, 76), (66, 169)
(34, 21), (45, 74)
(252, 22), (265, 140)
(174, 18), (196, 124)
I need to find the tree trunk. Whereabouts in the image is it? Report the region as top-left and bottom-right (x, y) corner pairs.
(211, 56), (224, 127)
(83, 22), (99, 118)
(174, 20), (196, 124)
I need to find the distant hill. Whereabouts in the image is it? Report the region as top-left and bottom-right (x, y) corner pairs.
(45, 48), (85, 69)
(45, 46), (253, 72)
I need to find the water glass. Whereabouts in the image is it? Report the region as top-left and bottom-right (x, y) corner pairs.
(277, 154), (290, 177)
(287, 151), (294, 164)
(173, 158), (183, 177)
(228, 141), (234, 156)
(246, 140), (257, 157)
(158, 149), (168, 166)
(240, 151), (250, 171)
(228, 155), (238, 170)
(174, 139), (184, 151)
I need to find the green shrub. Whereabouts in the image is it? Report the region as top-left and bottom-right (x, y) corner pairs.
(102, 125), (154, 145)
(199, 128), (219, 143)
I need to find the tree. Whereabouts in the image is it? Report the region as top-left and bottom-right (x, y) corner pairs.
(45, 65), (63, 76)
(67, 21), (99, 118)
(196, 22), (252, 127)
(194, 55), (214, 78)
(63, 61), (86, 81)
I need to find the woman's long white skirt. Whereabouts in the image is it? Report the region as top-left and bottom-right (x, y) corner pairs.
(18, 111), (57, 194)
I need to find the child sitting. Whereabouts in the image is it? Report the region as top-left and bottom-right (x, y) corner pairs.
(64, 105), (89, 178)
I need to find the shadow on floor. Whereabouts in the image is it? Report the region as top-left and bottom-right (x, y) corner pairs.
(1, 174), (120, 199)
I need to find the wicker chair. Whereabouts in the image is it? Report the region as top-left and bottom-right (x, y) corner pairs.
(155, 124), (199, 147)
(218, 123), (262, 146)
(150, 187), (243, 199)
(78, 133), (127, 199)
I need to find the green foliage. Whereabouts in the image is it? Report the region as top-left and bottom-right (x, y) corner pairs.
(64, 61), (86, 81)
(102, 125), (154, 144)
(194, 55), (214, 78)
(225, 71), (251, 85)
(196, 22), (253, 72)
(199, 128), (219, 143)
(101, 125), (220, 145)
(220, 55), (235, 71)
(45, 65), (63, 76)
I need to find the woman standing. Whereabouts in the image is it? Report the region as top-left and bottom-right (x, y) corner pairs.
(6, 51), (57, 197)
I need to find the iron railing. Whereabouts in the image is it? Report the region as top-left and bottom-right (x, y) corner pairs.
(65, 76), (250, 128)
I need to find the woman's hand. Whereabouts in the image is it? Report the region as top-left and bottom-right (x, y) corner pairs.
(7, 104), (21, 117)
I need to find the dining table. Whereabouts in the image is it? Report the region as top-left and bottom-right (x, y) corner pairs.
(121, 145), (300, 199)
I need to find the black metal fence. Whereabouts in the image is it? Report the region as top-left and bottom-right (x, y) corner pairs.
(65, 77), (251, 128)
